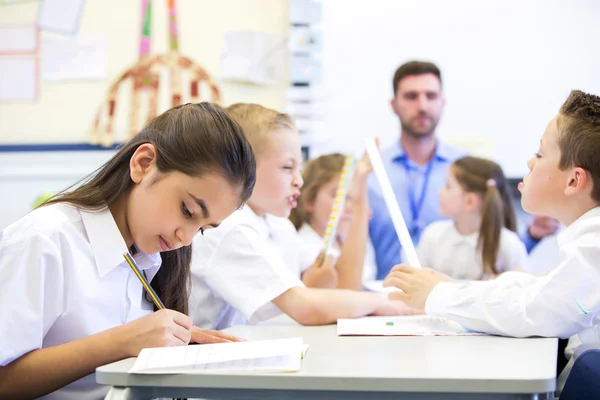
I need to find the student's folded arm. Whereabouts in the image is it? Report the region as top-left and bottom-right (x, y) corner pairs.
(426, 245), (600, 338)
(272, 286), (390, 325)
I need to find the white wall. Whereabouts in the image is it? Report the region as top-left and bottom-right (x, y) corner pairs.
(0, 150), (116, 229)
(0, 0), (289, 144)
(320, 0), (600, 177)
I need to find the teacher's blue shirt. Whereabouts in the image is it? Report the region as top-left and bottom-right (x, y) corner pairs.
(368, 140), (464, 279)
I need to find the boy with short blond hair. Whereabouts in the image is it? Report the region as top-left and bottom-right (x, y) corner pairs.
(189, 103), (414, 330)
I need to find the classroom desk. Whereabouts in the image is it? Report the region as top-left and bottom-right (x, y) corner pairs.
(96, 324), (557, 400)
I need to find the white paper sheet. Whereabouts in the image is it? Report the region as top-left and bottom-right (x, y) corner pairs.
(131, 337), (305, 374)
(365, 138), (421, 268)
(337, 315), (483, 336)
(37, 0), (85, 35)
(0, 25), (37, 54)
(41, 35), (106, 81)
(0, 57), (36, 102)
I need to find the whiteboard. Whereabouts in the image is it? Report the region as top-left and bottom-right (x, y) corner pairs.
(320, 0), (600, 177)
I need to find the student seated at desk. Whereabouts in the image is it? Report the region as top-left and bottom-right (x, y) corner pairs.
(417, 156), (528, 280)
(289, 153), (377, 290)
(189, 103), (415, 330)
(383, 90), (600, 391)
(0, 103), (255, 400)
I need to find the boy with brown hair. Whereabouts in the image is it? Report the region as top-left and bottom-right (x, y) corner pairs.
(384, 90), (600, 388)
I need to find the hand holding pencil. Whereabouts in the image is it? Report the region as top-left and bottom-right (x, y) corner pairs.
(121, 252), (241, 355)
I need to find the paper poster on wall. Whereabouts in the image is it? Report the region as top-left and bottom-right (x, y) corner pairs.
(0, 0), (38, 4)
(41, 35), (106, 81)
(220, 30), (286, 86)
(0, 25), (38, 54)
(0, 57), (37, 102)
(289, 0), (322, 25)
(37, 0), (85, 35)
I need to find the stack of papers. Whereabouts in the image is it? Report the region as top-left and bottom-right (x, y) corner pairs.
(337, 316), (484, 336)
(131, 337), (307, 374)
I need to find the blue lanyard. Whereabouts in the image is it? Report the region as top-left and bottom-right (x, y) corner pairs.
(402, 157), (435, 233)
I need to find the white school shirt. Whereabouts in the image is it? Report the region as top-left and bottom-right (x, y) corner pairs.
(189, 206), (304, 330)
(0, 203), (160, 400)
(426, 207), (600, 389)
(417, 220), (528, 280)
(297, 223), (377, 283)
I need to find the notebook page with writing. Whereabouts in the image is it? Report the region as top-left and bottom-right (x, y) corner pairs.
(337, 316), (485, 336)
(131, 337), (305, 374)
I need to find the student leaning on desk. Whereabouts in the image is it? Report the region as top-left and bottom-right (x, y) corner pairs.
(0, 103), (255, 400)
(188, 103), (417, 331)
(384, 90), (600, 391)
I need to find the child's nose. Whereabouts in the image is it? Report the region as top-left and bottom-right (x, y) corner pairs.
(527, 157), (534, 171)
(176, 226), (195, 247)
(294, 172), (304, 188)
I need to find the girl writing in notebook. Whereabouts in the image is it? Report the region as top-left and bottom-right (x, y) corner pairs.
(0, 103), (256, 400)
(289, 153), (377, 290)
(417, 156), (528, 280)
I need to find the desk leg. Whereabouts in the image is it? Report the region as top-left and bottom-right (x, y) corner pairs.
(530, 393), (556, 400)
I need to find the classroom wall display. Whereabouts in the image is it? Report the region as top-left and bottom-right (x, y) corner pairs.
(90, 0), (221, 146)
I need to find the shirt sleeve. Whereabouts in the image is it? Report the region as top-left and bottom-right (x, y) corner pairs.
(0, 232), (65, 365)
(425, 242), (600, 338)
(203, 226), (304, 324)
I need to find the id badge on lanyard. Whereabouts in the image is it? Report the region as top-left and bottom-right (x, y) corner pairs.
(403, 157), (434, 241)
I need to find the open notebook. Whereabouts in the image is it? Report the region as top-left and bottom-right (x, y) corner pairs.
(337, 315), (485, 336)
(131, 337), (308, 374)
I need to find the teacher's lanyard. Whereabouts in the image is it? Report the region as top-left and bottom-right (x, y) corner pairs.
(402, 157), (435, 238)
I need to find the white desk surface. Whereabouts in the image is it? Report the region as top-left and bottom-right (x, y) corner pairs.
(96, 323), (557, 400)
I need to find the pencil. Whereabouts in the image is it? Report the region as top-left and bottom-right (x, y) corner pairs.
(123, 252), (165, 310)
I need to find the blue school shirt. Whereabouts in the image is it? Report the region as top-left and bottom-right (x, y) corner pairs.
(368, 140), (464, 279)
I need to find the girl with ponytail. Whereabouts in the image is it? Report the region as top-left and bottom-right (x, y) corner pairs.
(417, 156), (528, 280)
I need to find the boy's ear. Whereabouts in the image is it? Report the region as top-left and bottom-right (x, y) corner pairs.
(564, 167), (590, 197)
(130, 143), (157, 184)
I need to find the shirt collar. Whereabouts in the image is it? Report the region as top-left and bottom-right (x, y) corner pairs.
(387, 139), (455, 164)
(557, 206), (600, 248)
(448, 222), (478, 246)
(80, 207), (161, 279)
(240, 205), (273, 240)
